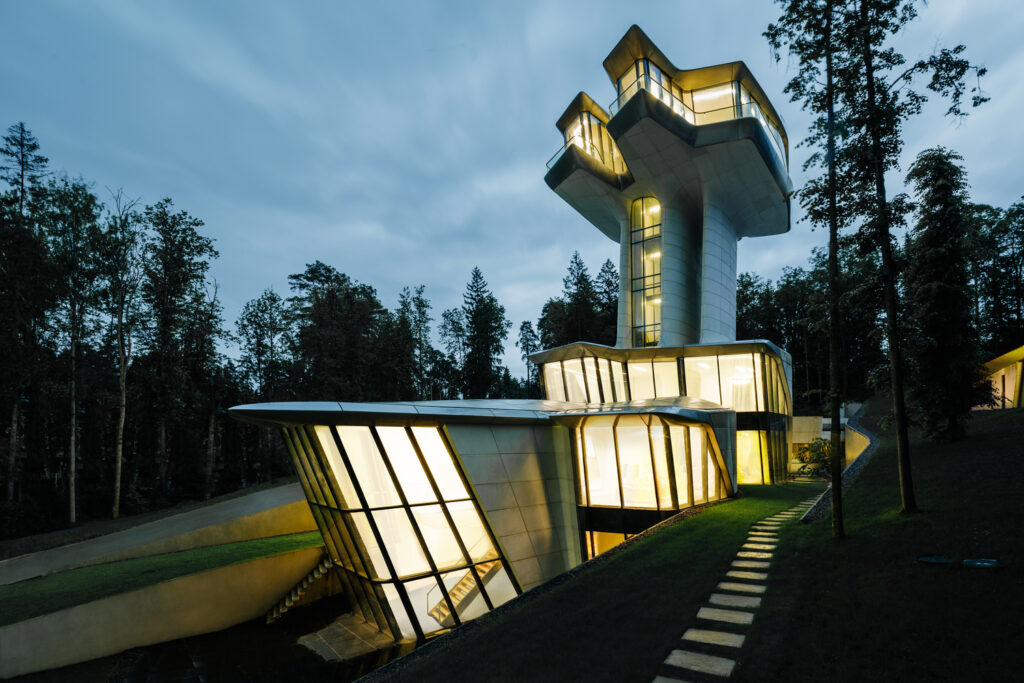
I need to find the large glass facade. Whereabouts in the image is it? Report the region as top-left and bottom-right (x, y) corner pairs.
(539, 344), (793, 485)
(576, 415), (727, 559)
(610, 58), (787, 169)
(280, 424), (519, 642)
(631, 197), (662, 347)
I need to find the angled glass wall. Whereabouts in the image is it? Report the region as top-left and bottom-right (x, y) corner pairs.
(537, 343), (792, 484)
(280, 424), (519, 642)
(575, 415), (728, 559)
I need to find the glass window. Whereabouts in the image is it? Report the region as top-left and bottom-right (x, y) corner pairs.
(581, 416), (621, 507)
(599, 358), (615, 403)
(313, 426), (360, 509)
(684, 357), (722, 405)
(446, 500), (499, 563)
(575, 427), (588, 504)
(736, 430), (764, 485)
(653, 360), (680, 398)
(584, 357), (601, 403)
(337, 426), (402, 508)
(719, 354), (757, 411)
(439, 568), (488, 623)
(669, 425), (691, 506)
(616, 416), (657, 509)
(630, 197), (662, 347)
(564, 358), (587, 402)
(403, 575), (444, 635)
(690, 427), (706, 503)
(627, 361), (655, 400)
(349, 511), (390, 580)
(753, 353), (765, 411)
(611, 360), (628, 401)
(377, 427), (436, 505)
(411, 427), (468, 500)
(411, 505), (465, 572)
(371, 507), (431, 578)
(479, 561), (517, 609)
(692, 83), (737, 114)
(592, 531), (626, 556)
(649, 421), (673, 509)
(543, 363), (566, 401)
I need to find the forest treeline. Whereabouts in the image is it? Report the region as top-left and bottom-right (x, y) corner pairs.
(0, 122), (571, 537)
(737, 175), (1024, 414)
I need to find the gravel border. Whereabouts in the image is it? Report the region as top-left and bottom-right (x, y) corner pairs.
(800, 410), (879, 523)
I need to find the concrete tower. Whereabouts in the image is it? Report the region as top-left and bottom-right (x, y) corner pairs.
(544, 25), (793, 348)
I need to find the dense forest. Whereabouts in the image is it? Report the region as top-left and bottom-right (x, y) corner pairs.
(736, 189), (1024, 414)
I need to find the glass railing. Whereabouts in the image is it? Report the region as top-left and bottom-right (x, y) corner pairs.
(609, 75), (788, 169)
(546, 134), (627, 174)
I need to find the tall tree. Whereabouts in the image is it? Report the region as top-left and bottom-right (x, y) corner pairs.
(44, 177), (102, 524)
(398, 285), (433, 400)
(903, 147), (988, 438)
(516, 320), (541, 397)
(96, 190), (147, 518)
(595, 258), (619, 346)
(141, 199), (218, 495)
(236, 288), (289, 402)
(767, 0), (850, 537)
(0, 123), (52, 506)
(461, 267), (511, 399)
(846, 0), (986, 512)
(0, 122), (48, 221)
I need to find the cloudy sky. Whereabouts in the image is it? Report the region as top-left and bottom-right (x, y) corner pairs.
(3, 0), (1022, 375)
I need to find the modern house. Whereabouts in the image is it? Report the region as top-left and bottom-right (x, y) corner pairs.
(230, 25), (795, 645)
(981, 344), (1024, 409)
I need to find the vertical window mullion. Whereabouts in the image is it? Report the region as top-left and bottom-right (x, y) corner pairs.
(645, 415), (661, 512)
(661, 418), (679, 510)
(611, 416), (625, 513)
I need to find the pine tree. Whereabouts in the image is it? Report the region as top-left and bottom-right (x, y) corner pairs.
(516, 320), (541, 396)
(461, 267), (510, 399)
(904, 147), (987, 439)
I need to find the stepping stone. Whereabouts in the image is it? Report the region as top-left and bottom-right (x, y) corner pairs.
(727, 570), (768, 580)
(683, 628), (746, 648)
(742, 543), (777, 550)
(665, 649), (736, 678)
(718, 581), (767, 594)
(697, 606), (754, 624)
(737, 551), (773, 559)
(749, 531), (777, 537)
(652, 676), (688, 683)
(748, 534), (777, 541)
(710, 592), (762, 608)
(733, 560), (770, 569)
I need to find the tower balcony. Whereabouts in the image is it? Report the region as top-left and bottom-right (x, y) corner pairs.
(608, 70), (788, 171)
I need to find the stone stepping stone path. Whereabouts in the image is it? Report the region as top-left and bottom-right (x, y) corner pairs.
(653, 496), (818, 681)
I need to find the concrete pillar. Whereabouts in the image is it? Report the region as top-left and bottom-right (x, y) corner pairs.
(700, 195), (738, 342)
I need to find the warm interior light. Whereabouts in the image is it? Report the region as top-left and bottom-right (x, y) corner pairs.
(650, 298), (662, 304)
(647, 251), (661, 259)
(648, 205), (660, 214)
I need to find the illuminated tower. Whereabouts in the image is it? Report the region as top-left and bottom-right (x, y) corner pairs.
(544, 25), (793, 348)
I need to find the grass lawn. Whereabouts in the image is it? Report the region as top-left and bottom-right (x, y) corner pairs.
(737, 407), (1024, 681)
(0, 531), (324, 628)
(372, 482), (823, 682)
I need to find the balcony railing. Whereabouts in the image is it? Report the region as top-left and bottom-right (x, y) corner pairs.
(609, 75), (788, 169)
(545, 134), (627, 175)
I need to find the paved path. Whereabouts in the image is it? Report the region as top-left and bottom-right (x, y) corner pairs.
(0, 483), (306, 585)
(651, 496), (819, 681)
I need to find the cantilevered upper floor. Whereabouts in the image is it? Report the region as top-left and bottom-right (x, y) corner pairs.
(544, 25), (794, 347)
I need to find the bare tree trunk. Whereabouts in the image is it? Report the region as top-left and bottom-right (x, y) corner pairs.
(7, 401), (19, 503)
(69, 331), (77, 525)
(825, 2), (845, 538)
(203, 409), (216, 500)
(860, 0), (915, 513)
(158, 417), (168, 494)
(112, 331), (127, 518)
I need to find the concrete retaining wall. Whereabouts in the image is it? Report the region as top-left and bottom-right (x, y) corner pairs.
(0, 546), (323, 679)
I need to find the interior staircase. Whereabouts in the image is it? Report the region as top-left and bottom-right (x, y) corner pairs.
(426, 561), (500, 628)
